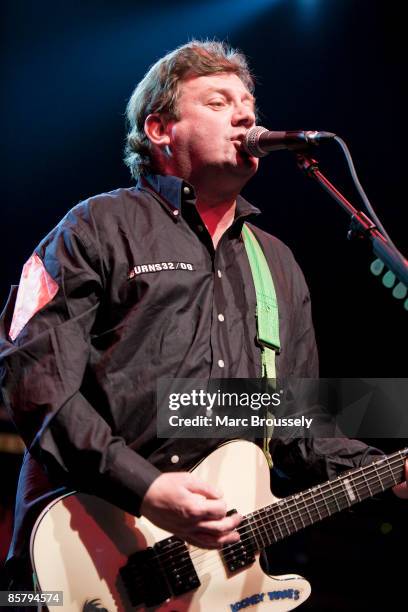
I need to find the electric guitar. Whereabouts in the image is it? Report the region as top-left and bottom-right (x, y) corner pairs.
(30, 440), (407, 611)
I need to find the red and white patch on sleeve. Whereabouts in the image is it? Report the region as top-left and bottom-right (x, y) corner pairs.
(9, 253), (59, 341)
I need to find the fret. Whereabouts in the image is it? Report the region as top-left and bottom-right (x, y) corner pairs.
(355, 457), (396, 501)
(256, 508), (268, 548)
(257, 449), (407, 553)
(311, 493), (323, 521)
(262, 506), (278, 545)
(310, 493), (325, 522)
(359, 469), (374, 498)
(270, 504), (285, 541)
(301, 493), (314, 526)
(386, 456), (400, 486)
(329, 482), (343, 511)
(291, 494), (306, 529)
(278, 502), (292, 537)
(246, 513), (262, 550)
(331, 490), (343, 512)
(372, 462), (385, 492)
(351, 476), (362, 503)
(278, 500), (297, 536)
(294, 490), (319, 524)
(394, 450), (406, 482)
(319, 488), (331, 518)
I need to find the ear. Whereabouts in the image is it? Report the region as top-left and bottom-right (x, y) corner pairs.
(144, 113), (172, 148)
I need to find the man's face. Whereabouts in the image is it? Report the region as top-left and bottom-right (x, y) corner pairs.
(166, 72), (259, 187)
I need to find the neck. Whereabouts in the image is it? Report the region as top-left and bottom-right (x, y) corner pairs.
(161, 161), (246, 247)
(196, 196), (236, 249)
(191, 174), (242, 248)
(241, 448), (407, 553)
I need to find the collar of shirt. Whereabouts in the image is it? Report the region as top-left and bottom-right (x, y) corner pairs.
(138, 174), (261, 229)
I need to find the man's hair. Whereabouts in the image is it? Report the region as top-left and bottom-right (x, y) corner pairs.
(124, 40), (255, 179)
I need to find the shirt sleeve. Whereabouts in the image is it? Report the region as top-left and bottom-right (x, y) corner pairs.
(0, 205), (160, 516)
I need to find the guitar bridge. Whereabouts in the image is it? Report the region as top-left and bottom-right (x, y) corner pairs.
(120, 536), (200, 607)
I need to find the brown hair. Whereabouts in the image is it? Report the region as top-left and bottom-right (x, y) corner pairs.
(124, 40), (255, 179)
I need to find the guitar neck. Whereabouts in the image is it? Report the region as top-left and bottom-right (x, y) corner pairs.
(243, 448), (408, 551)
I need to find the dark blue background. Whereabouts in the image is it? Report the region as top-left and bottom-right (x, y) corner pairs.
(1, 2), (407, 609)
(1, 0), (407, 376)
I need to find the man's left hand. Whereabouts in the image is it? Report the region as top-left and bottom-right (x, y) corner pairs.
(393, 459), (408, 499)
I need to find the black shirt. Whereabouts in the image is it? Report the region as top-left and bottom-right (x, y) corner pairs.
(0, 174), (382, 562)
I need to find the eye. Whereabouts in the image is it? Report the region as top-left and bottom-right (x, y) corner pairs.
(208, 99), (226, 108)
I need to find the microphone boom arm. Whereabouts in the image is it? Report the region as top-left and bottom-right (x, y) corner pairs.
(296, 153), (408, 290)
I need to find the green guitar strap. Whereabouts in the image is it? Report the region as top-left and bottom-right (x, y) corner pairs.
(242, 223), (281, 468)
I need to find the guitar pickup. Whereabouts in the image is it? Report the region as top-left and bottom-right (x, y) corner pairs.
(120, 537), (200, 607)
(155, 536), (201, 596)
(221, 514), (256, 573)
(120, 546), (171, 607)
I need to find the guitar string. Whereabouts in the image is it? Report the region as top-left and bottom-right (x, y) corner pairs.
(126, 460), (404, 592)
(142, 464), (402, 583)
(126, 463), (402, 593)
(157, 451), (405, 563)
(132, 453), (404, 575)
(125, 452), (405, 586)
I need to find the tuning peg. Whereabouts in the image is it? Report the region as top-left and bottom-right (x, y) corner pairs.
(370, 258), (384, 276)
(392, 282), (407, 300)
(371, 259), (407, 309)
(382, 270), (396, 288)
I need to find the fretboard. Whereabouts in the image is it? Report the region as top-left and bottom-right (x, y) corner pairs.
(243, 448), (407, 551)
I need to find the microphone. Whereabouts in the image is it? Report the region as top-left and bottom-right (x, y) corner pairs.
(243, 126), (336, 157)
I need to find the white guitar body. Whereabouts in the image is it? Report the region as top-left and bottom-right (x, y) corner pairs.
(31, 440), (311, 611)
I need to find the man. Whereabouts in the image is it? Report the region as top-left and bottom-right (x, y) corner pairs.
(0, 40), (407, 593)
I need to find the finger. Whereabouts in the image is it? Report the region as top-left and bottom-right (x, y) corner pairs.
(392, 459), (408, 499)
(185, 496), (227, 521)
(393, 482), (408, 498)
(187, 476), (223, 500)
(216, 529), (241, 546)
(195, 513), (243, 535)
(193, 529), (241, 549)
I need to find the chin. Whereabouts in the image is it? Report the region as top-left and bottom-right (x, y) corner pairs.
(234, 157), (258, 176)
(236, 150), (258, 171)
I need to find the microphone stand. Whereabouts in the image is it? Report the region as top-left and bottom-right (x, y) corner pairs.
(295, 153), (408, 290)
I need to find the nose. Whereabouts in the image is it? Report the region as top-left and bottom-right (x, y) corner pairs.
(232, 102), (256, 129)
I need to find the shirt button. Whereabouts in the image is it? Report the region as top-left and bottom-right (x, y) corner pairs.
(197, 224), (204, 232)
(218, 359), (225, 368)
(173, 209), (179, 216)
(183, 186), (191, 195)
(218, 313), (224, 322)
(170, 454), (179, 464)
(217, 270), (222, 278)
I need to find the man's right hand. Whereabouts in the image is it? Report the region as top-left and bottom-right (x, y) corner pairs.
(140, 472), (242, 549)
